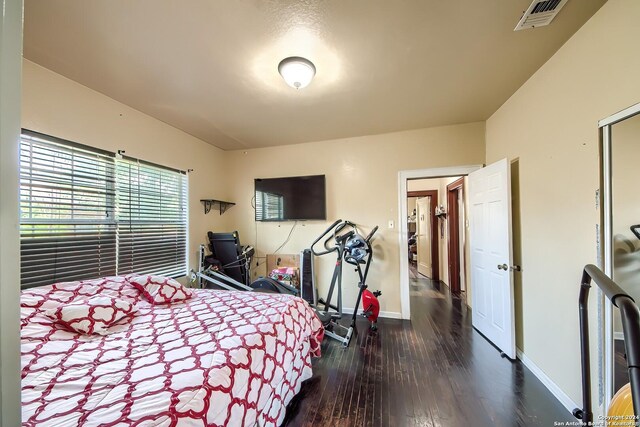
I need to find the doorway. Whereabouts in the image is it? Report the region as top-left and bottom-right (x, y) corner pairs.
(400, 167), (481, 319)
(446, 177), (466, 299)
(406, 177), (465, 291)
(416, 196), (432, 278)
(399, 161), (517, 360)
(407, 190), (439, 281)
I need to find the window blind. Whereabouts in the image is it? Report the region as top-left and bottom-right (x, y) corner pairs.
(19, 131), (188, 288)
(116, 157), (188, 278)
(256, 191), (284, 221)
(20, 132), (117, 288)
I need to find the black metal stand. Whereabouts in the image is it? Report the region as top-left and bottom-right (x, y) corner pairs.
(576, 264), (640, 424)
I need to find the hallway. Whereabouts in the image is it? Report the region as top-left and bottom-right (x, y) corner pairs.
(283, 274), (573, 426)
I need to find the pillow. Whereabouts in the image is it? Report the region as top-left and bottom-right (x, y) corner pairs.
(45, 295), (137, 335)
(127, 275), (192, 305)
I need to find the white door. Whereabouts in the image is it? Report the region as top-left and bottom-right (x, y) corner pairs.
(468, 158), (515, 359)
(416, 197), (432, 278)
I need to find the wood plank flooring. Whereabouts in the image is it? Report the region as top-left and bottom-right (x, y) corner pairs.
(282, 272), (574, 427)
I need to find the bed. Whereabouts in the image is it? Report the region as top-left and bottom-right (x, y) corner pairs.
(20, 276), (324, 427)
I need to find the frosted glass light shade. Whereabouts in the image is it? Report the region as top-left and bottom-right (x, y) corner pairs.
(278, 57), (316, 89)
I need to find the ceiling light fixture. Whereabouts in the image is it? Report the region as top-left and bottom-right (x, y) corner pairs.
(278, 56), (316, 89)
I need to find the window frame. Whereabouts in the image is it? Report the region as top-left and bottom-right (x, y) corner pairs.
(19, 129), (188, 288)
(255, 190), (284, 221)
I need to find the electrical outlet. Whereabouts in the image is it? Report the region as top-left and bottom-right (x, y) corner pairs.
(388, 220), (394, 229)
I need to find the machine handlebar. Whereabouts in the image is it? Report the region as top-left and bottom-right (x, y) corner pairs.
(334, 230), (355, 244)
(310, 220), (379, 258)
(311, 220), (361, 257)
(334, 220), (356, 234)
(365, 226), (379, 243)
(311, 219), (343, 256)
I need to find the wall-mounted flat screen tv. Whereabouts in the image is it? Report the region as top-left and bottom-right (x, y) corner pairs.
(255, 175), (326, 221)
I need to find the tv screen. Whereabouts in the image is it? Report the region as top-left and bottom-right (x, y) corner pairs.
(255, 175), (326, 221)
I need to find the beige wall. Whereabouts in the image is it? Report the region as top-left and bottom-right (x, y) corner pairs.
(486, 0), (640, 408)
(227, 122), (485, 316)
(21, 60), (234, 275)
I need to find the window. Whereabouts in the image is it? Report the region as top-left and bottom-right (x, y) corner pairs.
(255, 190), (284, 220)
(20, 132), (117, 288)
(115, 157), (187, 278)
(19, 131), (187, 288)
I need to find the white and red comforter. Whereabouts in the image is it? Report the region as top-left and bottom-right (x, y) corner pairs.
(20, 277), (324, 427)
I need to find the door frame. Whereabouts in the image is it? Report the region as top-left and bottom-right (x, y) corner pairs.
(0, 0), (24, 425)
(398, 165), (483, 319)
(599, 101), (640, 415)
(407, 190), (439, 281)
(446, 178), (464, 293)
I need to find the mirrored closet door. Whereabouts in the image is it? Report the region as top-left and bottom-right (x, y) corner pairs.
(601, 102), (640, 409)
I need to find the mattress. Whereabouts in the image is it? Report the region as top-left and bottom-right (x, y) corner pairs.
(20, 277), (324, 426)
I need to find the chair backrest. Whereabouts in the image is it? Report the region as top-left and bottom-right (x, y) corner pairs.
(207, 231), (247, 285)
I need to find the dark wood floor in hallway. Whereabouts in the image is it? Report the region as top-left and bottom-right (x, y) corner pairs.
(282, 272), (573, 427)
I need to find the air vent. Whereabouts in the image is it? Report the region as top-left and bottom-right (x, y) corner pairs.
(514, 0), (569, 31)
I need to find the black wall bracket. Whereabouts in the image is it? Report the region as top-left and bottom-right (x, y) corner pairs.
(200, 199), (235, 215)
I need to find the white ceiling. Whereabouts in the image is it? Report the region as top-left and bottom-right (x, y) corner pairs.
(23, 0), (606, 150)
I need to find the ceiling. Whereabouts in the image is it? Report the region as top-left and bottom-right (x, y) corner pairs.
(23, 0), (606, 150)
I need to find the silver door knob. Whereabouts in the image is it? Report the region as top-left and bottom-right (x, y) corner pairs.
(497, 264), (508, 270)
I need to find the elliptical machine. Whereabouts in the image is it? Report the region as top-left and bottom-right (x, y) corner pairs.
(311, 219), (382, 347)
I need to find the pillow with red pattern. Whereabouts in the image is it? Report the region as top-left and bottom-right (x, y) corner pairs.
(127, 275), (192, 305)
(45, 295), (137, 335)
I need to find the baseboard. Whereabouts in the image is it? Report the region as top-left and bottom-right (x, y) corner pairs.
(516, 349), (579, 415)
(341, 307), (403, 320)
(379, 310), (403, 319)
(614, 331), (624, 340)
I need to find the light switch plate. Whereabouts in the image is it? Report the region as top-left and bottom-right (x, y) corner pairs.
(388, 220), (394, 229)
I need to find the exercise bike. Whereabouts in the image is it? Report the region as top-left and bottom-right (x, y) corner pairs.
(311, 219), (382, 347)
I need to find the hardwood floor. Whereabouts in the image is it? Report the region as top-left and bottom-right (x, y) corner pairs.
(282, 271), (573, 427)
